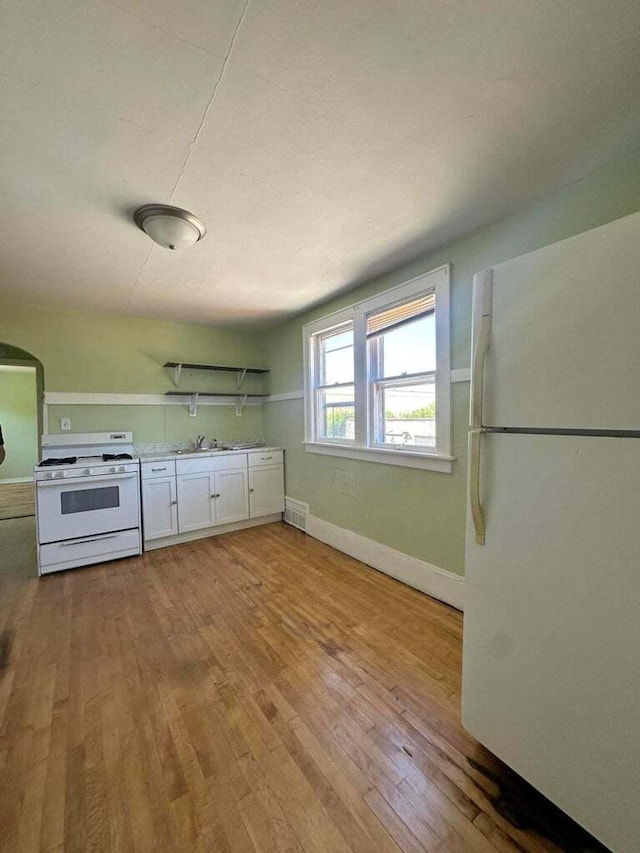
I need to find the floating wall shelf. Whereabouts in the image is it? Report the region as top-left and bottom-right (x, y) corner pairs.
(163, 362), (270, 415)
(164, 362), (269, 388)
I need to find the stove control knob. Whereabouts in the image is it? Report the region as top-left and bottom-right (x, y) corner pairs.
(117, 465), (126, 473)
(55, 471), (65, 479)
(84, 468), (91, 476)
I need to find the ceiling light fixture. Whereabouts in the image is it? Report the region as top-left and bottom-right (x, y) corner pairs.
(134, 203), (207, 250)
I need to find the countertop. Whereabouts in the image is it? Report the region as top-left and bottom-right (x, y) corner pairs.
(138, 446), (282, 464)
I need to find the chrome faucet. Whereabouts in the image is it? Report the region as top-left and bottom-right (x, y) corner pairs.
(195, 434), (206, 450)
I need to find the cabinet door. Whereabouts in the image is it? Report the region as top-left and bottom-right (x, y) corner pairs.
(215, 468), (249, 525)
(142, 476), (177, 540)
(177, 472), (215, 533)
(249, 465), (284, 518)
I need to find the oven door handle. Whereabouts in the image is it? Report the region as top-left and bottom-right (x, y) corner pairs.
(37, 472), (138, 486)
(60, 534), (119, 546)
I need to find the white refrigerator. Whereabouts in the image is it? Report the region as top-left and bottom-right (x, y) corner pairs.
(462, 210), (640, 853)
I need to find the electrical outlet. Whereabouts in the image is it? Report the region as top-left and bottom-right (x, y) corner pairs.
(60, 417), (71, 431)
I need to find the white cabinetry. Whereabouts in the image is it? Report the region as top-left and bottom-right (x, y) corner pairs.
(142, 476), (178, 540)
(248, 450), (284, 518)
(215, 468), (249, 524)
(176, 467), (249, 532)
(177, 472), (215, 532)
(141, 449), (283, 549)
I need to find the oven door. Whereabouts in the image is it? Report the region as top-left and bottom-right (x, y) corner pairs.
(37, 472), (140, 543)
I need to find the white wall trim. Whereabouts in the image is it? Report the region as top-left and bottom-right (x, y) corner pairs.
(306, 514), (464, 611)
(266, 391), (304, 402)
(451, 368), (471, 383)
(44, 392), (264, 407)
(303, 440), (454, 473)
(0, 476), (33, 485)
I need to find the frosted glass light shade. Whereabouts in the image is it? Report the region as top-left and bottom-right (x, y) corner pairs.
(134, 204), (206, 250)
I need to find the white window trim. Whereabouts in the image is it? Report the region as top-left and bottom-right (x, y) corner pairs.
(303, 264), (453, 473)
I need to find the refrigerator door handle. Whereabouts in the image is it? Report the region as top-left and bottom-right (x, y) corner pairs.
(470, 269), (492, 430)
(469, 429), (485, 545)
(469, 269), (492, 545)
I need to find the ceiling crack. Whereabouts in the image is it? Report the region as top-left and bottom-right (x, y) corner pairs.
(169, 0), (251, 204)
(126, 0), (251, 313)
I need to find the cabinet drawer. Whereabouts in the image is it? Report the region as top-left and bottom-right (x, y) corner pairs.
(40, 528), (140, 569)
(248, 450), (283, 468)
(142, 460), (176, 479)
(176, 453), (247, 475)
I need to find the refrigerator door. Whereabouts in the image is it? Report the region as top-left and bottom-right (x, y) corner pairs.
(463, 432), (640, 853)
(477, 211), (640, 431)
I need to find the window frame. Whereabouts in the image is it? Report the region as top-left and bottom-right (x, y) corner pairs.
(312, 320), (356, 446)
(303, 265), (452, 473)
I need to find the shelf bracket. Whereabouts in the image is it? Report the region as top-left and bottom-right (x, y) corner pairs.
(236, 368), (248, 390)
(172, 363), (183, 387)
(189, 392), (199, 418)
(235, 394), (248, 417)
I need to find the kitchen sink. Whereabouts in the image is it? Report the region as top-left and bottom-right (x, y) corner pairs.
(174, 447), (226, 454)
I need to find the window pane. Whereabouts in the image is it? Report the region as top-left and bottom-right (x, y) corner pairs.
(370, 313), (435, 379)
(317, 386), (355, 440)
(320, 328), (354, 384)
(377, 382), (435, 448)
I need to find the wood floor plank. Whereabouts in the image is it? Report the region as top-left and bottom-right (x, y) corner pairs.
(0, 518), (598, 852)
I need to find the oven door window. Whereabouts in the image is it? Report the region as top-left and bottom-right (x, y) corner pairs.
(61, 485), (120, 515)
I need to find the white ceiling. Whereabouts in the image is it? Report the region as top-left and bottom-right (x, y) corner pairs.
(1, 0), (639, 326)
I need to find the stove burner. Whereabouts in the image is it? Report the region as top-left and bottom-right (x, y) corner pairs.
(102, 453), (134, 461)
(38, 456), (77, 467)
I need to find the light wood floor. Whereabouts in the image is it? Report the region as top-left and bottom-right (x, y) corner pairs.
(0, 519), (599, 852)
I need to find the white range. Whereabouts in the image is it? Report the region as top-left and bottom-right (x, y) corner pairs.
(34, 431), (142, 575)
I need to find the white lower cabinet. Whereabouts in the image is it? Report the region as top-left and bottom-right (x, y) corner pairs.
(177, 468), (249, 532)
(177, 472), (216, 533)
(141, 449), (284, 547)
(215, 468), (249, 524)
(249, 465), (285, 518)
(142, 476), (178, 540)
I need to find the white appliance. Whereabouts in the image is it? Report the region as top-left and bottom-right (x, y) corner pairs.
(35, 432), (141, 575)
(463, 211), (640, 852)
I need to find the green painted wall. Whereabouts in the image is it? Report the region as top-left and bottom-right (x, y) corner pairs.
(0, 302), (266, 393)
(264, 147), (640, 576)
(0, 368), (38, 480)
(46, 403), (264, 443)
(0, 303), (268, 445)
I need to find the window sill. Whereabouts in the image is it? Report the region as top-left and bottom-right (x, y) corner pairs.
(303, 441), (454, 473)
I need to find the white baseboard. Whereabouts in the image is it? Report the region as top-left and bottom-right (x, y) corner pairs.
(0, 477), (33, 485)
(306, 514), (464, 611)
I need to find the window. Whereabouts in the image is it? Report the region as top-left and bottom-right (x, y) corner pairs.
(304, 265), (452, 472)
(314, 324), (354, 441)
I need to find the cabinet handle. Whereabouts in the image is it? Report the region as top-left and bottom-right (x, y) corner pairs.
(249, 488), (254, 492)
(210, 493), (220, 498)
(152, 467), (167, 472)
(170, 501), (177, 505)
(260, 456), (273, 461)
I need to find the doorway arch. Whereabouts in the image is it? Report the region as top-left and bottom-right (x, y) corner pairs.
(0, 342), (45, 464)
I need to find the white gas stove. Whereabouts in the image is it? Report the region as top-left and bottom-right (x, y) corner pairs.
(34, 432), (142, 575)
